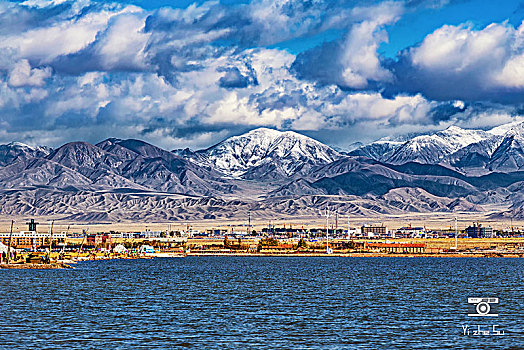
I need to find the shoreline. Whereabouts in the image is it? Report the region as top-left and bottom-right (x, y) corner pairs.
(185, 252), (524, 258)
(0, 262), (73, 269)
(2, 252), (523, 269)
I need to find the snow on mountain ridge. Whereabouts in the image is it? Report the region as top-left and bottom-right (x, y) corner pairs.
(350, 125), (494, 164)
(504, 122), (524, 138)
(410, 126), (489, 152)
(6, 141), (50, 154)
(486, 122), (524, 172)
(0, 141), (51, 166)
(195, 128), (341, 177)
(8, 141), (34, 149)
(384, 125), (491, 164)
(487, 120), (524, 136)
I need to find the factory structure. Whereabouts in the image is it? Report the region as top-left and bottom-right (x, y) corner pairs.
(0, 220), (66, 249)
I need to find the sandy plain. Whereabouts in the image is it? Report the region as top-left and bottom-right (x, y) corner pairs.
(0, 210), (522, 234)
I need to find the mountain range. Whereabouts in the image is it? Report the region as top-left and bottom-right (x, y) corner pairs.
(0, 123), (523, 222)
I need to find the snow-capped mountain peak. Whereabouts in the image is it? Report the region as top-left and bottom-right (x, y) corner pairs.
(385, 125), (491, 164)
(504, 122), (524, 138)
(351, 125), (493, 165)
(486, 122), (524, 171)
(427, 125), (489, 149)
(487, 120), (524, 136)
(6, 141), (50, 154)
(7, 141), (33, 149)
(194, 128), (341, 177)
(0, 141), (51, 166)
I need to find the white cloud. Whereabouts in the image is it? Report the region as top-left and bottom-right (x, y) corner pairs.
(292, 1), (403, 88)
(345, 1), (404, 68)
(339, 20), (395, 88)
(0, 0), (521, 150)
(8, 59), (51, 87)
(455, 109), (520, 130)
(453, 100), (465, 109)
(94, 13), (151, 71)
(0, 79), (48, 109)
(0, 5), (135, 65)
(323, 92), (435, 125)
(494, 53), (524, 88)
(408, 21), (524, 89)
(20, 0), (70, 7)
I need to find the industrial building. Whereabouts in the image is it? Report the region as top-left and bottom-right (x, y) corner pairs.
(465, 223), (493, 238)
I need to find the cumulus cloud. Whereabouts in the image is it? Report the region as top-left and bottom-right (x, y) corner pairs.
(218, 66), (258, 88)
(8, 59), (51, 87)
(0, 2), (135, 65)
(495, 54), (524, 88)
(93, 12), (151, 71)
(0, 0), (521, 150)
(292, 1), (403, 88)
(388, 21), (524, 103)
(0, 45), (448, 148)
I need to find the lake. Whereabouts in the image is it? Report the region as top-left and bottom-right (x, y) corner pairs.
(1, 257), (523, 349)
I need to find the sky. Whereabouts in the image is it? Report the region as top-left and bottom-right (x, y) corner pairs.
(0, 0), (522, 150)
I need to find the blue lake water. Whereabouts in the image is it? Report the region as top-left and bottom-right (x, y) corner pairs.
(1, 257), (523, 349)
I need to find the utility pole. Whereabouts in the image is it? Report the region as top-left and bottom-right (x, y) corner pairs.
(6, 220), (14, 264)
(454, 217), (458, 250)
(48, 220), (54, 262)
(347, 215), (350, 239)
(325, 206), (331, 254)
(77, 227), (88, 259)
(335, 209), (338, 235)
(248, 211), (251, 235)
(60, 225), (70, 256)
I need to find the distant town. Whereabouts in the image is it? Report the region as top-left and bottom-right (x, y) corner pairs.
(1, 218), (524, 267)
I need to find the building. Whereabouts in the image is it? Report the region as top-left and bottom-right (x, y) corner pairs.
(86, 233), (112, 246)
(0, 219), (66, 248)
(343, 228), (360, 238)
(465, 223), (493, 238)
(361, 225), (388, 238)
(205, 229), (228, 236)
(395, 226), (426, 238)
(140, 230), (163, 239)
(121, 232), (140, 239)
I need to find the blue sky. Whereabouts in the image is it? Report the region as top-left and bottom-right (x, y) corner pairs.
(0, 0), (522, 149)
(381, 0), (523, 57)
(102, 0), (524, 56)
